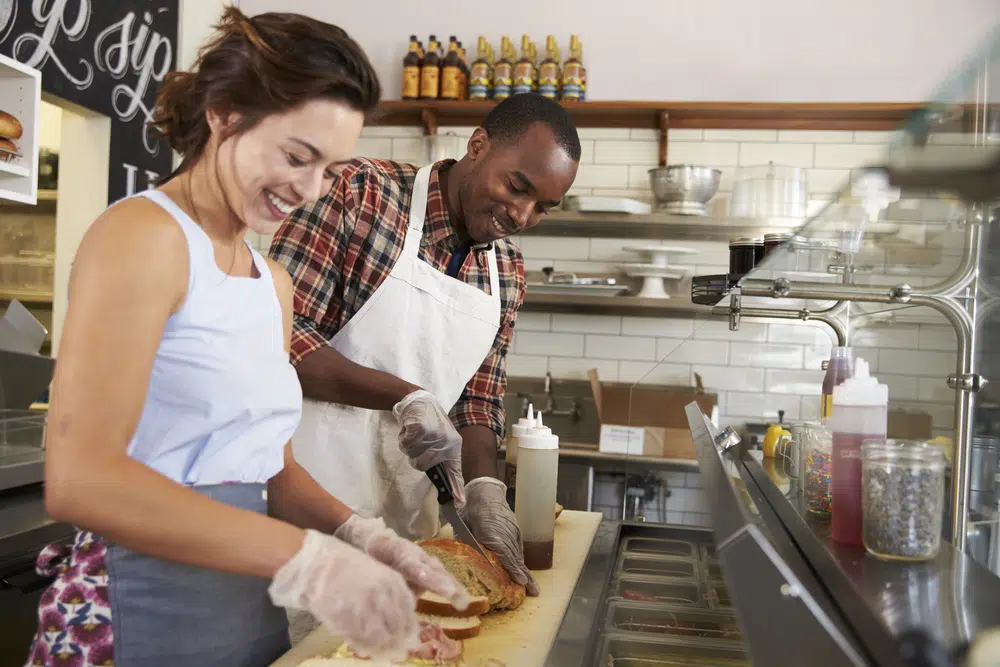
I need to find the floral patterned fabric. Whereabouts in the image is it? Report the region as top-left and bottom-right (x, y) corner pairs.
(24, 530), (114, 667)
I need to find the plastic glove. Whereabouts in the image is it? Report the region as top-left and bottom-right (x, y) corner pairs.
(335, 514), (470, 609)
(459, 477), (540, 596)
(393, 389), (466, 506)
(268, 529), (418, 661)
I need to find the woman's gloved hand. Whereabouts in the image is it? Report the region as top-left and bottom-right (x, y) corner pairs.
(335, 515), (470, 610)
(459, 477), (540, 596)
(268, 529), (419, 661)
(393, 389), (466, 506)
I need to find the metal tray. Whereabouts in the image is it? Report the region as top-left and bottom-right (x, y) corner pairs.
(618, 554), (699, 581)
(606, 601), (743, 644)
(621, 536), (697, 559)
(615, 576), (707, 607)
(601, 634), (751, 666)
(706, 581), (732, 609)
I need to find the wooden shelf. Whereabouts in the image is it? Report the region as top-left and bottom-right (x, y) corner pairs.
(522, 291), (713, 318)
(0, 288), (53, 304)
(525, 210), (801, 241)
(374, 100), (921, 132)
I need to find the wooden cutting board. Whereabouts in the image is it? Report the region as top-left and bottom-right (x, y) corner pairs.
(270, 509), (603, 667)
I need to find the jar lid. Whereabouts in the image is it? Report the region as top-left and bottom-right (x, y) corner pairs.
(764, 233), (793, 242)
(729, 237), (762, 246)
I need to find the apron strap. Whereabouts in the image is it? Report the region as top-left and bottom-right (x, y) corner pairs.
(486, 245), (500, 299)
(402, 165), (434, 259)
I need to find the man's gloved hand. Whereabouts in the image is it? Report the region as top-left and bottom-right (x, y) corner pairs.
(459, 477), (540, 596)
(268, 529), (419, 662)
(335, 515), (470, 610)
(393, 389), (465, 505)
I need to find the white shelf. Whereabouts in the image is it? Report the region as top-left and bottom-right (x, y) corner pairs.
(0, 54), (41, 205)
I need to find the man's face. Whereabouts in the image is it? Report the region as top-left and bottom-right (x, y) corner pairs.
(458, 123), (578, 244)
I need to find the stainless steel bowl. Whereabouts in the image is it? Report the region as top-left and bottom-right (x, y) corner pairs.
(648, 165), (721, 216)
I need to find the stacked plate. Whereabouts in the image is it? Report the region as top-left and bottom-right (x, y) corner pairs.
(620, 245), (697, 299)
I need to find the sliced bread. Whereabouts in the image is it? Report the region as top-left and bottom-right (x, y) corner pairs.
(419, 539), (526, 611)
(417, 591), (490, 618)
(416, 613), (481, 640)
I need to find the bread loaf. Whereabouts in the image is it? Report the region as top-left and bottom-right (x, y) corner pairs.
(419, 539), (526, 611)
(0, 111), (23, 140)
(416, 591), (490, 618)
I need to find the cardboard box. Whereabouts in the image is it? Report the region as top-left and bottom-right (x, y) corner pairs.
(588, 369), (717, 459)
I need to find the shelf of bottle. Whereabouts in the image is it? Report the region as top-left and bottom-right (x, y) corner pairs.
(521, 291), (713, 318)
(374, 100), (922, 132)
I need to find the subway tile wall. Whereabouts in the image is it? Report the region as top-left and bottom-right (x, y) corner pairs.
(245, 125), (963, 523)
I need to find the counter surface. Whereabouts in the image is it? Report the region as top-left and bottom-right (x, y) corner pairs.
(270, 510), (603, 667)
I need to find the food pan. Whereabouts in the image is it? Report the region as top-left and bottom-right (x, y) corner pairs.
(706, 581), (733, 609)
(618, 554), (698, 581)
(601, 634), (750, 666)
(622, 536), (697, 559)
(606, 601), (743, 644)
(615, 576), (706, 607)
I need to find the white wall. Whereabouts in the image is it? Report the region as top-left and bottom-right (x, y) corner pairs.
(241, 0), (998, 102)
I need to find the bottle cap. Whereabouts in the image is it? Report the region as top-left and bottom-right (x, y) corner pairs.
(520, 411), (559, 450)
(832, 357), (888, 407)
(511, 404), (536, 438)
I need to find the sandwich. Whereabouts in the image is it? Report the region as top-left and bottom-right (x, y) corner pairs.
(0, 110), (22, 160)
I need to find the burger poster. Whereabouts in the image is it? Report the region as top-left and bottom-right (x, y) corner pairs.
(0, 0), (177, 203)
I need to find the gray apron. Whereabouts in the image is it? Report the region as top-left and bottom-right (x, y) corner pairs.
(106, 483), (290, 667)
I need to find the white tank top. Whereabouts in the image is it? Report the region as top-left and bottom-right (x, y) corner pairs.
(124, 190), (303, 485)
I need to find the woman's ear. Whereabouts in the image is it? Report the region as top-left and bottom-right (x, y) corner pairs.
(206, 106), (241, 136)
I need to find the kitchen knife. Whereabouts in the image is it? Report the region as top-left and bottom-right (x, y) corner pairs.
(426, 463), (499, 574)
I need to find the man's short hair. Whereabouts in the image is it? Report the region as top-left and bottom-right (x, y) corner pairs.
(481, 93), (581, 162)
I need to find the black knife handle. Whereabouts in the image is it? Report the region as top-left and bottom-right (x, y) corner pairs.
(427, 464), (453, 504)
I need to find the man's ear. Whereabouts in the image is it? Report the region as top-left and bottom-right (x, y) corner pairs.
(466, 127), (490, 161)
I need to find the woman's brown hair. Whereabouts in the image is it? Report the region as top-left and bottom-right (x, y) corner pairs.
(151, 7), (381, 181)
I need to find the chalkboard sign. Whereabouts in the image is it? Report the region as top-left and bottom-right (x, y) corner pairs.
(0, 0), (178, 204)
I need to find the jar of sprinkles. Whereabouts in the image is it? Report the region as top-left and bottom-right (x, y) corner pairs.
(803, 423), (833, 516)
(862, 440), (946, 562)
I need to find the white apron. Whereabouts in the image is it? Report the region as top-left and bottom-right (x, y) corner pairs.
(292, 165), (502, 540)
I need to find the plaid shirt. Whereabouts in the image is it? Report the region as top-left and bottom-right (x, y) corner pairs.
(269, 158), (525, 443)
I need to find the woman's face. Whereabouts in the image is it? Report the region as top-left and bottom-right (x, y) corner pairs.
(210, 98), (365, 235)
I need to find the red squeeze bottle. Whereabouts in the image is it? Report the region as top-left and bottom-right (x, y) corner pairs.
(831, 358), (888, 545)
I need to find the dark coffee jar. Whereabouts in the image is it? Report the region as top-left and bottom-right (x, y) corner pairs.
(729, 237), (762, 275)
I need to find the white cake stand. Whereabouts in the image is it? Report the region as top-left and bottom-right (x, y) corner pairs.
(620, 264), (687, 299)
(622, 245), (698, 268)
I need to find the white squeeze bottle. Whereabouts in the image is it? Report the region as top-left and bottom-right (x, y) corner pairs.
(505, 404), (535, 508)
(515, 412), (559, 571)
(831, 358), (888, 546)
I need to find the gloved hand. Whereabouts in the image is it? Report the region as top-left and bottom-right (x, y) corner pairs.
(335, 514), (470, 609)
(459, 477), (540, 596)
(393, 389), (465, 506)
(268, 529), (419, 661)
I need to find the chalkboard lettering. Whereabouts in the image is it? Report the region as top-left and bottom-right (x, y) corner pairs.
(1, 0), (178, 203)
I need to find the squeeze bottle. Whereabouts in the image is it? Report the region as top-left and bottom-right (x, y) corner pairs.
(514, 412), (559, 570)
(504, 404), (535, 509)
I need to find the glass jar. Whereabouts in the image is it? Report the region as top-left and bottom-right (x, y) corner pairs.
(728, 237), (762, 275)
(802, 423), (833, 516)
(861, 440), (946, 562)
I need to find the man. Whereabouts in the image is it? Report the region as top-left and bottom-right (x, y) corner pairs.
(270, 93), (580, 595)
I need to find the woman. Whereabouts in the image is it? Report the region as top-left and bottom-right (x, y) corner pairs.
(24, 9), (468, 667)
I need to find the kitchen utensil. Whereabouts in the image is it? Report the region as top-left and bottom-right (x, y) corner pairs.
(619, 264), (686, 299)
(563, 196), (651, 214)
(730, 163), (807, 221)
(647, 165), (721, 216)
(426, 463), (498, 573)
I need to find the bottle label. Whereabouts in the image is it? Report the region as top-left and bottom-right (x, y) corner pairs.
(420, 67), (439, 98)
(539, 63), (559, 98)
(493, 83), (511, 100)
(469, 83), (489, 99)
(512, 82), (533, 95)
(440, 66), (462, 99)
(513, 62), (533, 93)
(402, 66), (420, 98)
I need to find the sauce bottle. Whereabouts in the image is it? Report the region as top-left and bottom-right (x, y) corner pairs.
(504, 404), (535, 508)
(401, 35), (422, 100)
(513, 35), (534, 95)
(822, 347), (854, 421)
(439, 36), (462, 101)
(560, 35), (583, 102)
(469, 36), (491, 100)
(420, 35), (441, 100)
(578, 38), (587, 101)
(457, 42), (469, 99)
(528, 41), (539, 92)
(538, 35), (560, 99)
(493, 37), (514, 101)
(831, 358), (888, 545)
(515, 412), (559, 570)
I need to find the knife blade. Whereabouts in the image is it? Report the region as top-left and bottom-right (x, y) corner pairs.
(426, 464), (499, 575)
